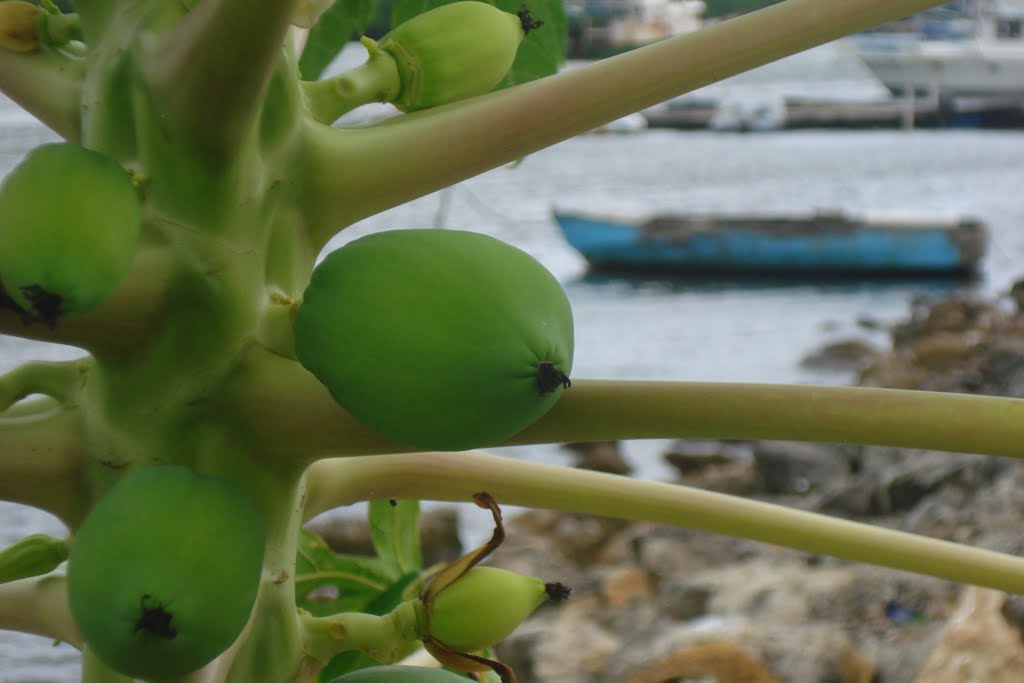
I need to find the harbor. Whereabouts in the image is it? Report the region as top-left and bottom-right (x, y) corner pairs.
(585, 0), (1024, 131)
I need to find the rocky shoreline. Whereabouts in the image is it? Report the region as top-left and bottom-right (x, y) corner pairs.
(311, 283), (1024, 682)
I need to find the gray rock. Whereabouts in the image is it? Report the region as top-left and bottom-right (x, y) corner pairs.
(753, 441), (851, 495)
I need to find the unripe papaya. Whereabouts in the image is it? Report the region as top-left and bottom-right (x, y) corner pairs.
(427, 566), (565, 652)
(67, 466), (266, 681)
(0, 0), (41, 53)
(0, 142), (141, 327)
(378, 1), (541, 112)
(326, 665), (472, 682)
(293, 228), (574, 451)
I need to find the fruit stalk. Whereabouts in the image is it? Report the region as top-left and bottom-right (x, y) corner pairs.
(0, 245), (181, 355)
(227, 360), (1024, 470)
(305, 450), (1024, 594)
(0, 405), (85, 524)
(0, 359), (91, 411)
(0, 574), (80, 646)
(299, 599), (423, 666)
(301, 36), (402, 124)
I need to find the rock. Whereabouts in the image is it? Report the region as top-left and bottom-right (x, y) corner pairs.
(1001, 593), (1024, 642)
(914, 587), (1024, 682)
(1009, 277), (1024, 313)
(563, 441), (633, 475)
(530, 595), (623, 683)
(617, 640), (781, 683)
(907, 331), (979, 372)
(656, 583), (713, 622)
(752, 441), (851, 495)
(663, 440), (760, 494)
(891, 295), (983, 346)
(837, 646), (878, 683)
(858, 352), (928, 389)
(800, 338), (879, 372)
(599, 565), (654, 609)
(504, 508), (632, 568)
(979, 336), (1024, 397)
(663, 439), (753, 474)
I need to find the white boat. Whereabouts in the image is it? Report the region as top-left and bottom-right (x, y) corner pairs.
(855, 0), (1024, 99)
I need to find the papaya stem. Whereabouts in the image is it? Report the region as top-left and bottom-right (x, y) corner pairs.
(304, 451), (1024, 594)
(143, 0), (298, 164)
(298, 0), (949, 246)
(0, 48), (83, 140)
(0, 574), (81, 647)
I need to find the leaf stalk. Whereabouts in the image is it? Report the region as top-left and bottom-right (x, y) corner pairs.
(306, 451), (1024, 594)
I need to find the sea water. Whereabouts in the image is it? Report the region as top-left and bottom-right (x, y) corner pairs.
(2, 39), (1024, 681)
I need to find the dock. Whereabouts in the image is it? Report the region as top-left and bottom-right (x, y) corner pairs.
(643, 95), (1024, 131)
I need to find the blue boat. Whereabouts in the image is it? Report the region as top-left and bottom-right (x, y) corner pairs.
(553, 208), (987, 277)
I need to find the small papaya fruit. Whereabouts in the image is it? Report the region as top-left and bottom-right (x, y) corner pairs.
(426, 566), (567, 652)
(0, 0), (42, 53)
(0, 533), (68, 584)
(67, 466), (266, 681)
(326, 665), (472, 682)
(293, 228), (574, 451)
(377, 1), (542, 112)
(0, 142), (140, 327)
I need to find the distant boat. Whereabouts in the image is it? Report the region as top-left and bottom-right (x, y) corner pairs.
(568, 0), (706, 58)
(553, 208), (987, 277)
(855, 0), (1024, 100)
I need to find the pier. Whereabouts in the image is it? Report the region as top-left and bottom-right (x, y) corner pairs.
(642, 94), (1024, 131)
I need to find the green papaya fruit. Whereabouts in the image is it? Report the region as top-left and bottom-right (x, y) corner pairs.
(0, 142), (141, 327)
(426, 566), (566, 652)
(326, 664), (472, 682)
(293, 228), (574, 451)
(377, 1), (542, 112)
(67, 465), (266, 681)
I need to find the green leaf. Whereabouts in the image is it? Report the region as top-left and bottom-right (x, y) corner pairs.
(369, 499), (423, 576)
(389, 0), (566, 88)
(299, 0), (378, 81)
(294, 528), (400, 617)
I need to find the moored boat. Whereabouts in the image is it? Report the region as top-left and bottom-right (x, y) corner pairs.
(553, 208), (987, 277)
(855, 0), (1024, 100)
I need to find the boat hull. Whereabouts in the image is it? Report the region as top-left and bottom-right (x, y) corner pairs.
(857, 40), (1024, 99)
(553, 210), (987, 277)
